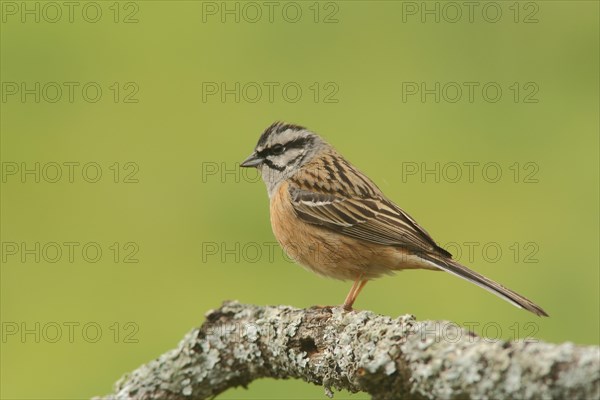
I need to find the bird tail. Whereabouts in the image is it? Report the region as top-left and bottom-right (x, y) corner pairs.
(420, 254), (548, 317)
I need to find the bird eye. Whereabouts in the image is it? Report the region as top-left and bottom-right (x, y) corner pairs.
(271, 144), (285, 155)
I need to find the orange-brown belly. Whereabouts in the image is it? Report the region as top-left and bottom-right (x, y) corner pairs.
(269, 182), (437, 281)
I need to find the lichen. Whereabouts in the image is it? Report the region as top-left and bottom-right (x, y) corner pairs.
(96, 301), (600, 400)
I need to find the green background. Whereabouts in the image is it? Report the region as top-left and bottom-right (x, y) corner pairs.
(1, 1), (598, 399)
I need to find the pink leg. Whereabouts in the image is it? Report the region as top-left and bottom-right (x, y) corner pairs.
(343, 276), (368, 311)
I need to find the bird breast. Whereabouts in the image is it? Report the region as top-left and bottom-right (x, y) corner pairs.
(269, 181), (432, 281)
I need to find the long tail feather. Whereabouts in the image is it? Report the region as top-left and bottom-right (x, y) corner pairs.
(421, 254), (548, 317)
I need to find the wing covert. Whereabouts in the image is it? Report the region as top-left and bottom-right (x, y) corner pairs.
(288, 185), (451, 257)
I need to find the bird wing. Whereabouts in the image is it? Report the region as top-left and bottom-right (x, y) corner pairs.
(288, 155), (451, 258)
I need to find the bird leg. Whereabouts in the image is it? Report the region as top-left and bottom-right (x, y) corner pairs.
(342, 276), (368, 311)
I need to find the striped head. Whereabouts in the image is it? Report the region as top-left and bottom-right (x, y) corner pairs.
(241, 122), (328, 197)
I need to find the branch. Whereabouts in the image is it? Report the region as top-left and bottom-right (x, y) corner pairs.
(96, 301), (599, 400)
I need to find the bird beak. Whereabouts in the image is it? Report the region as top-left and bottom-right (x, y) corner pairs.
(240, 152), (263, 168)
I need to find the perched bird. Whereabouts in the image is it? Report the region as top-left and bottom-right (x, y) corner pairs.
(240, 122), (548, 317)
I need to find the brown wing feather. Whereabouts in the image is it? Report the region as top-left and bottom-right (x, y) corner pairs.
(288, 151), (451, 258)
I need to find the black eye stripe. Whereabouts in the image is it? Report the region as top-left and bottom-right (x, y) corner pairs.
(287, 137), (312, 149)
(271, 144), (284, 155)
(258, 137), (313, 157)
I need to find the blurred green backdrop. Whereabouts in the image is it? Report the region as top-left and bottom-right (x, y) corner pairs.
(1, 1), (598, 399)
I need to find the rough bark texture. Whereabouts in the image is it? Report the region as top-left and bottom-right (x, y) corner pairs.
(96, 301), (599, 400)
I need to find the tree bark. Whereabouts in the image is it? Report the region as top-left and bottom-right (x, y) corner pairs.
(96, 301), (599, 400)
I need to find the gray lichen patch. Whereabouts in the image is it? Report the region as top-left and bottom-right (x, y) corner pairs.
(96, 301), (600, 400)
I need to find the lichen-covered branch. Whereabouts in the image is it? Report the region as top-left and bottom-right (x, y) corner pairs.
(96, 301), (599, 400)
